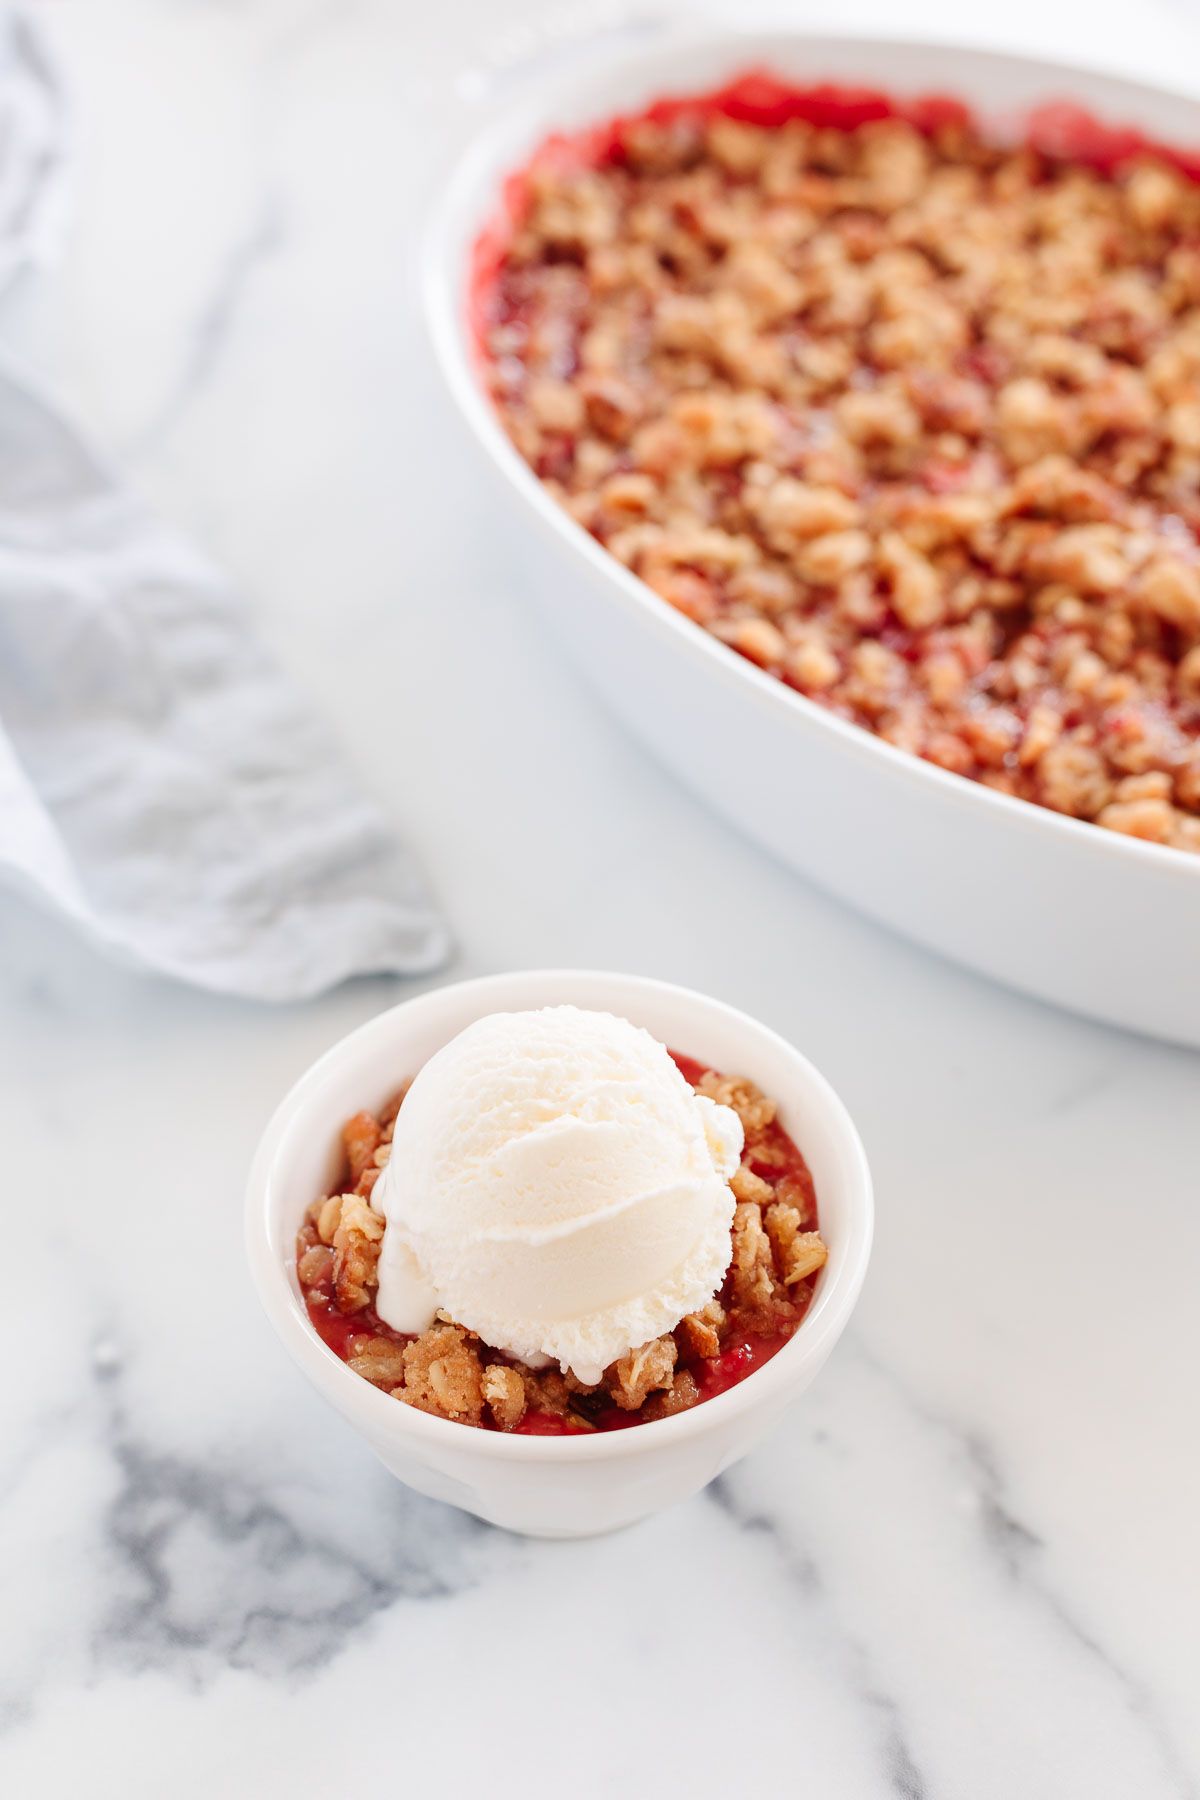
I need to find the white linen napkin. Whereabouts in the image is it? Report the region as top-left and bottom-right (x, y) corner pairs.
(0, 14), (450, 998)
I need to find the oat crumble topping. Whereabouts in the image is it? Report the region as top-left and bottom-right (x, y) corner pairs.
(478, 85), (1200, 851)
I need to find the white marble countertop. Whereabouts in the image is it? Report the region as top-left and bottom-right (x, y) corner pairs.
(3, 1), (1199, 1795)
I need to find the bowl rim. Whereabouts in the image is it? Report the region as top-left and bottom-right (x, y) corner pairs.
(421, 23), (1200, 892)
(245, 969), (874, 1463)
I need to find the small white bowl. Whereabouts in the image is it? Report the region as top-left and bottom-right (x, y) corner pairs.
(246, 971), (873, 1537)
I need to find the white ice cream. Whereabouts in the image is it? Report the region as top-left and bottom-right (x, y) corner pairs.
(370, 1005), (743, 1383)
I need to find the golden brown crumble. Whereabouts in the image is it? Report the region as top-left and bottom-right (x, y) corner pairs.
(343, 1111), (383, 1187)
(297, 1063), (827, 1432)
(677, 1296), (727, 1360)
(481, 101), (1200, 852)
(401, 1325), (485, 1425)
(314, 1192), (384, 1313)
(729, 1200), (787, 1329)
(482, 1363), (526, 1430)
(521, 1366), (575, 1418)
(296, 1241), (334, 1288)
(610, 1335), (678, 1410)
(345, 1335), (407, 1389)
(644, 1369), (702, 1420)
(730, 1160), (774, 1204)
(765, 1204), (829, 1286)
(697, 1069), (778, 1137)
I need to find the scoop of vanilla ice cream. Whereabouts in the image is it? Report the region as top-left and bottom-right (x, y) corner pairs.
(370, 1005), (743, 1383)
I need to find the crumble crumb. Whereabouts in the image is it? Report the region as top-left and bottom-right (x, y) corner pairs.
(297, 1243), (333, 1287)
(696, 1071), (777, 1138)
(610, 1335), (678, 1410)
(346, 1337), (408, 1389)
(644, 1369), (702, 1420)
(731, 1160), (774, 1204)
(400, 1325), (485, 1424)
(343, 1111), (383, 1187)
(315, 1192), (384, 1312)
(729, 1199), (785, 1325)
(771, 1170), (816, 1226)
(765, 1203), (829, 1285)
(522, 1366), (572, 1418)
(677, 1296), (727, 1360)
(483, 1363), (527, 1430)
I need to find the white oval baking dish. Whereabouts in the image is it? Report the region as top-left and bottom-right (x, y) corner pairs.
(423, 26), (1200, 1048)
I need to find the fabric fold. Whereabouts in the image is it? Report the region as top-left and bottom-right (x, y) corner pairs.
(0, 11), (450, 998)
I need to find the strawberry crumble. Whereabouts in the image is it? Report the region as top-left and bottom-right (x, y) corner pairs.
(476, 74), (1200, 852)
(294, 1054), (827, 1434)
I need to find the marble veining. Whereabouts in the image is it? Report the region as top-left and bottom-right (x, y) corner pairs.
(2, 1), (1199, 1796)
(93, 1351), (493, 1686)
(959, 1433), (1197, 1800)
(859, 1348), (1197, 1800)
(708, 1475), (929, 1800)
